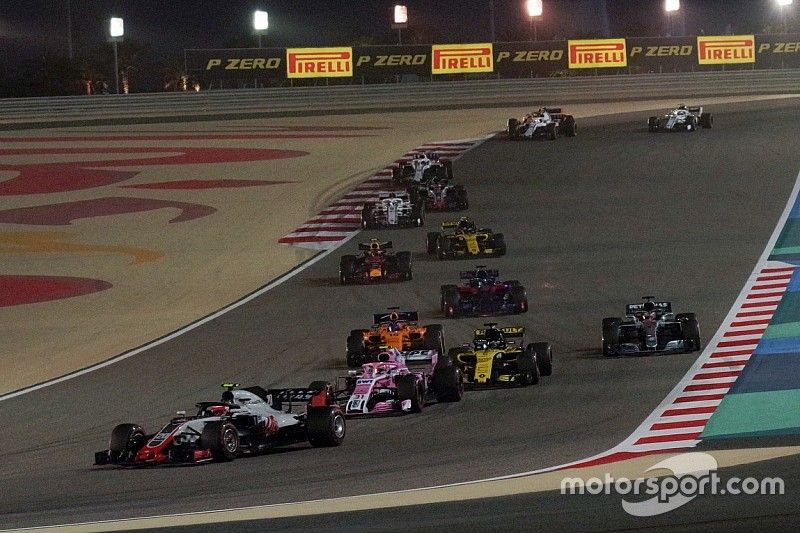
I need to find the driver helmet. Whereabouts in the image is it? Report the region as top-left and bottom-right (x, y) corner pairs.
(457, 217), (476, 233)
(221, 390), (236, 405)
(484, 328), (505, 348)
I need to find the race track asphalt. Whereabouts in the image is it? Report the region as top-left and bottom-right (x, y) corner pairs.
(1, 99), (799, 529)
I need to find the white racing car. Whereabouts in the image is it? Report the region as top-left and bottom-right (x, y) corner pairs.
(507, 107), (577, 140)
(392, 152), (453, 184)
(361, 192), (424, 229)
(648, 105), (713, 132)
(94, 383), (345, 466)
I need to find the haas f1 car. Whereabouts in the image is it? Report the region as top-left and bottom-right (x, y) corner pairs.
(346, 309), (445, 367)
(94, 383), (345, 466)
(362, 192), (424, 229)
(392, 152), (454, 184)
(426, 218), (506, 260)
(448, 325), (552, 387)
(648, 105), (712, 132)
(507, 107), (577, 140)
(408, 177), (469, 212)
(440, 267), (528, 318)
(335, 347), (463, 416)
(602, 297), (701, 356)
(339, 240), (412, 284)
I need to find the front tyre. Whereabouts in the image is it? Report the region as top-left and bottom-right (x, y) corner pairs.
(200, 421), (240, 462)
(307, 408), (346, 447)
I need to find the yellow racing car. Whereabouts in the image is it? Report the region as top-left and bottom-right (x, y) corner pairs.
(448, 324), (552, 387)
(426, 217), (506, 260)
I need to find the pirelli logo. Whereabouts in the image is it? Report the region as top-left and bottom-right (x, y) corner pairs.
(568, 38), (627, 68)
(697, 35), (755, 64)
(286, 47), (353, 78)
(432, 43), (493, 74)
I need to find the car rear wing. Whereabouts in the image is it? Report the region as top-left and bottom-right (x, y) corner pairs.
(246, 386), (329, 411)
(442, 221), (459, 229)
(359, 241), (392, 250)
(460, 269), (499, 280)
(373, 311), (419, 324)
(687, 105), (703, 115)
(625, 302), (672, 315)
(473, 326), (525, 337)
(378, 192), (409, 200)
(400, 349), (437, 366)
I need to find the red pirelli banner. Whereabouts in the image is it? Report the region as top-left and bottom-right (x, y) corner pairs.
(697, 35), (755, 65)
(432, 43), (494, 74)
(286, 47), (353, 78)
(568, 38), (627, 68)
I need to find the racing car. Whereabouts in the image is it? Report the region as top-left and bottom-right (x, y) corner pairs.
(440, 267), (528, 318)
(392, 152), (454, 184)
(426, 217), (506, 260)
(346, 308), (445, 367)
(648, 105), (713, 132)
(339, 239), (412, 284)
(447, 324), (552, 387)
(602, 296), (701, 356)
(94, 383), (345, 466)
(335, 346), (463, 415)
(407, 176), (469, 212)
(361, 192), (424, 229)
(507, 107), (577, 140)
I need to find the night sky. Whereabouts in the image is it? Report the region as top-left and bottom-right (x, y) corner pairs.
(0, 1), (792, 65)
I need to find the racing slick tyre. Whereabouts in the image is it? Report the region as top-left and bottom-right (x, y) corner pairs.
(201, 421), (240, 462)
(309, 380), (330, 392)
(648, 117), (658, 132)
(492, 233), (507, 257)
(433, 364), (464, 402)
(517, 350), (540, 386)
(437, 237), (452, 260)
(423, 324), (445, 356)
(602, 317), (622, 357)
(346, 332), (366, 367)
(446, 346), (470, 367)
(395, 251), (413, 281)
(546, 123), (557, 140)
(700, 112), (713, 129)
(339, 255), (358, 285)
(411, 205), (425, 227)
(361, 206), (374, 229)
(426, 232), (440, 255)
(396, 374), (424, 413)
(306, 407), (346, 447)
(530, 342), (553, 376)
(109, 423), (146, 462)
(441, 285), (460, 317)
(443, 160), (454, 180)
(563, 117), (577, 137)
(677, 313), (702, 351)
(507, 118), (520, 140)
(509, 285), (528, 314)
(685, 117), (697, 132)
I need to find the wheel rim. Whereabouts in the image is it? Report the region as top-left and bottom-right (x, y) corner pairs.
(223, 428), (238, 453)
(332, 415), (345, 438)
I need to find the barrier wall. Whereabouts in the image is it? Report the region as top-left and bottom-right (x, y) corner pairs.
(185, 33), (800, 82)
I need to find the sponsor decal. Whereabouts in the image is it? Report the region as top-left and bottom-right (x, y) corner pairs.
(355, 54), (428, 67)
(495, 49), (564, 62)
(629, 45), (693, 57)
(286, 47), (353, 78)
(698, 35), (755, 64)
(432, 43), (494, 74)
(758, 41), (800, 54)
(204, 58), (282, 71)
(568, 38), (627, 68)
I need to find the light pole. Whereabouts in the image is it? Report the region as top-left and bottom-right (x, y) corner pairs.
(526, 0), (543, 41)
(108, 17), (123, 94)
(664, 0), (680, 36)
(777, 0), (793, 34)
(253, 10), (268, 48)
(392, 5), (408, 45)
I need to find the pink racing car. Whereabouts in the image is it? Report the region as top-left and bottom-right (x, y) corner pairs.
(336, 347), (463, 415)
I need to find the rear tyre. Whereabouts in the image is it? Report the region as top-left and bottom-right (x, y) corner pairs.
(530, 342), (553, 376)
(361, 206), (373, 229)
(308, 380), (329, 392)
(507, 118), (520, 140)
(602, 317), (621, 357)
(339, 255), (358, 285)
(437, 237), (452, 260)
(648, 116), (658, 132)
(346, 332), (366, 367)
(426, 232), (440, 255)
(547, 123), (557, 140)
(200, 421), (240, 462)
(492, 233), (506, 256)
(440, 285), (460, 318)
(700, 112), (713, 129)
(679, 315), (702, 351)
(564, 117), (577, 137)
(432, 364), (464, 402)
(423, 324), (445, 356)
(306, 408), (346, 447)
(396, 374), (424, 413)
